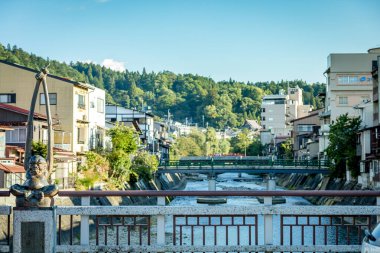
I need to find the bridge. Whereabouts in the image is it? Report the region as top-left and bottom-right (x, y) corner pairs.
(1, 190), (379, 252)
(158, 158), (331, 174)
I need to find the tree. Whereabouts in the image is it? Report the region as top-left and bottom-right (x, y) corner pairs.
(31, 141), (47, 158)
(326, 114), (361, 178)
(131, 151), (158, 181)
(107, 124), (139, 188)
(278, 139), (293, 159)
(75, 151), (109, 190)
(247, 138), (264, 156)
(107, 124), (138, 154)
(231, 129), (252, 156)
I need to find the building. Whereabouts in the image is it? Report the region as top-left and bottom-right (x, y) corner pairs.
(291, 109), (322, 160)
(260, 86), (311, 146)
(319, 49), (380, 158)
(0, 126), (25, 188)
(153, 122), (171, 160)
(0, 60), (106, 154)
(88, 87), (106, 150)
(0, 103), (77, 188)
(105, 105), (155, 150)
(358, 48), (380, 188)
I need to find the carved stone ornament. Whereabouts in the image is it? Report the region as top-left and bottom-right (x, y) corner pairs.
(10, 155), (58, 207)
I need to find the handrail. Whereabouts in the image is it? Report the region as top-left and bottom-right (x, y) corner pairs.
(57, 190), (380, 197)
(1, 189), (377, 197)
(159, 159), (331, 168)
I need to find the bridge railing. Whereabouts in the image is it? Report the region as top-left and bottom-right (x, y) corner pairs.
(159, 159), (331, 169)
(54, 190), (380, 252)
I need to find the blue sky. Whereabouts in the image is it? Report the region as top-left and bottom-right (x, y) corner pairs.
(0, 0), (379, 83)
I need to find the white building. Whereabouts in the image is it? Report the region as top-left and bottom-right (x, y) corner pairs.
(319, 49), (380, 157)
(260, 86), (311, 145)
(88, 87), (106, 150)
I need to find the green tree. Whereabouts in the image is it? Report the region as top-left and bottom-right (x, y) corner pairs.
(31, 141), (47, 158)
(232, 129), (252, 156)
(75, 151), (109, 190)
(107, 124), (139, 188)
(326, 114), (361, 178)
(131, 151), (159, 181)
(278, 139), (293, 159)
(107, 124), (138, 154)
(247, 138), (264, 156)
(219, 139), (231, 155)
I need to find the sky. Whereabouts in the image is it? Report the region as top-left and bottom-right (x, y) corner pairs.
(0, 0), (379, 84)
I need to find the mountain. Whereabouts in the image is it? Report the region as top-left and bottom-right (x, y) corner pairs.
(0, 43), (325, 129)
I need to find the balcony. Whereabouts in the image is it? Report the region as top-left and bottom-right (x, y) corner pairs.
(320, 124), (330, 133)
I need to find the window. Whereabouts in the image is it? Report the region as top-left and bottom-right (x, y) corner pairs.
(77, 94), (85, 109)
(6, 128), (27, 143)
(0, 94), (16, 103)
(40, 93), (57, 105)
(97, 98), (104, 113)
(337, 76), (364, 85)
(77, 127), (85, 144)
(262, 116), (266, 121)
(261, 108), (265, 112)
(298, 125), (314, 132)
(338, 96), (348, 105)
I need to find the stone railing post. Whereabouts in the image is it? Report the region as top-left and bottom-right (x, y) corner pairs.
(264, 175), (275, 253)
(80, 196), (90, 248)
(377, 196), (380, 223)
(157, 196), (166, 248)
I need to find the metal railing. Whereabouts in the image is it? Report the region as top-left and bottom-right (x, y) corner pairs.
(159, 159), (331, 170)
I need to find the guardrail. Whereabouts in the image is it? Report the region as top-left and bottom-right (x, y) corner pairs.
(159, 159), (331, 169)
(1, 190), (379, 252)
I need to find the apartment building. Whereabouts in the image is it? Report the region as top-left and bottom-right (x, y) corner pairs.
(0, 60), (105, 154)
(319, 50), (380, 157)
(260, 86), (311, 145)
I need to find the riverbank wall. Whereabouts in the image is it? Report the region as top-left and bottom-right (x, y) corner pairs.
(276, 174), (376, 205)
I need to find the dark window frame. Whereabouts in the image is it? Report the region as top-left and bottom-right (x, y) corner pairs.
(0, 93), (16, 103)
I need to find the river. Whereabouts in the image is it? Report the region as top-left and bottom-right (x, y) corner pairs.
(166, 173), (361, 252)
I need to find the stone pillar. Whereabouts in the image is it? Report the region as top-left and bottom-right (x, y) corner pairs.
(156, 197), (166, 248)
(264, 175), (275, 253)
(208, 177), (216, 191)
(13, 208), (56, 253)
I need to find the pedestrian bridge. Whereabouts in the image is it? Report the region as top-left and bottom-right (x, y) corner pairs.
(158, 158), (332, 174)
(1, 190), (378, 252)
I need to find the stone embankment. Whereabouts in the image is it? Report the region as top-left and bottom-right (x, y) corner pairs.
(276, 174), (376, 205)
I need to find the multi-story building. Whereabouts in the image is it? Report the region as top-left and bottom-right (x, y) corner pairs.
(0, 60), (105, 154)
(105, 105), (155, 149)
(291, 109), (322, 160)
(88, 87), (106, 150)
(359, 48), (380, 187)
(260, 86), (311, 146)
(319, 49), (380, 158)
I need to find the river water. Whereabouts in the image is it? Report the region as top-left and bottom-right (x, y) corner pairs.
(166, 173), (362, 252)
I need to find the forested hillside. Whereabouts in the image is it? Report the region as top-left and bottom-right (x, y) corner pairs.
(0, 43), (325, 129)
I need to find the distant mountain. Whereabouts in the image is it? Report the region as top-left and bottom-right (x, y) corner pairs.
(0, 43), (325, 129)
